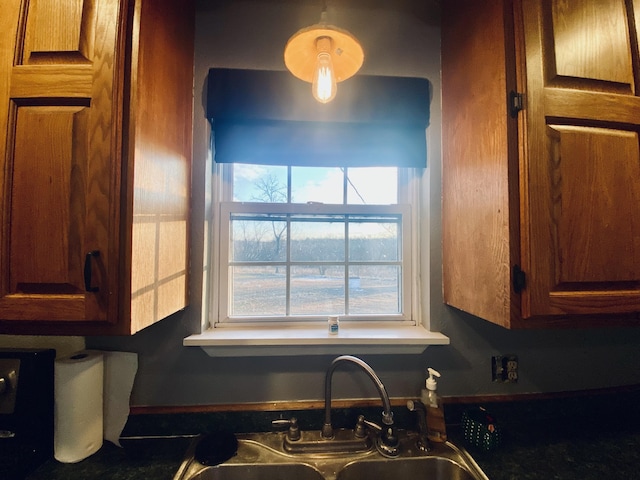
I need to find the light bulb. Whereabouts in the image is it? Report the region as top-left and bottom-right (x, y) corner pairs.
(312, 51), (337, 103)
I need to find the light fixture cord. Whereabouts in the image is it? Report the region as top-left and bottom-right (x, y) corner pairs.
(319, 0), (328, 24)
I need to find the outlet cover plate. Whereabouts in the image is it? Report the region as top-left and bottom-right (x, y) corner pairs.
(492, 354), (518, 383)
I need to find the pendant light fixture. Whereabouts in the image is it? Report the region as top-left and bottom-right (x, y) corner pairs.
(284, 4), (364, 104)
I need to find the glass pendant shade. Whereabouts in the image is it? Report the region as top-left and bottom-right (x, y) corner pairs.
(284, 17), (364, 104)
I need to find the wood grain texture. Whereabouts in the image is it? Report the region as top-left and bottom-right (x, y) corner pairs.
(522, 0), (640, 318)
(442, 0), (640, 328)
(10, 107), (85, 289)
(22, 0), (86, 60)
(0, 0), (193, 334)
(549, 0), (633, 88)
(0, 0), (22, 323)
(122, 0), (193, 334)
(0, 0), (122, 326)
(0, 294), (86, 321)
(10, 65), (94, 97)
(442, 0), (519, 328)
(550, 126), (640, 284)
(543, 88), (640, 122)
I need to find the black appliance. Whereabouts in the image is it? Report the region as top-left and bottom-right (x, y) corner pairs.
(0, 348), (55, 480)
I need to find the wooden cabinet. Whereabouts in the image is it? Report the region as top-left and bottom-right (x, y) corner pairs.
(442, 0), (640, 328)
(0, 0), (193, 335)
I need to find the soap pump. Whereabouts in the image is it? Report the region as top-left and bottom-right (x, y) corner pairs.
(421, 367), (447, 442)
(422, 367), (441, 407)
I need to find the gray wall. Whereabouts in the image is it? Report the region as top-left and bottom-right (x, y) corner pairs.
(83, 0), (640, 407)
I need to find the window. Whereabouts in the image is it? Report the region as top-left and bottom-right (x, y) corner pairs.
(185, 69), (450, 355)
(212, 164), (418, 327)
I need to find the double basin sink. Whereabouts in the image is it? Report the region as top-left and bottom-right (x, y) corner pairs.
(173, 429), (490, 480)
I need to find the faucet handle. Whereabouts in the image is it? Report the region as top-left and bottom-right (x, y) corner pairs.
(356, 415), (399, 456)
(359, 416), (382, 433)
(354, 415), (367, 438)
(271, 417), (301, 441)
(374, 422), (400, 457)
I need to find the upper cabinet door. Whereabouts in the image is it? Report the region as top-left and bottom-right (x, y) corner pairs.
(0, 0), (124, 323)
(442, 0), (521, 328)
(443, 0), (640, 327)
(521, 0), (640, 317)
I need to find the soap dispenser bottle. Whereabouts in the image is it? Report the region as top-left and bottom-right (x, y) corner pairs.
(421, 367), (447, 442)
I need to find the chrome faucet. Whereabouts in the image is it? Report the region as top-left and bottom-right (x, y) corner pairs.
(321, 355), (399, 457)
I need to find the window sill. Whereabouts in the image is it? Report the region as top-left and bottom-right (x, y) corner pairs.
(184, 323), (449, 357)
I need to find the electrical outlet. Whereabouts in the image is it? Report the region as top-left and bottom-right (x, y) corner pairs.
(492, 355), (518, 383)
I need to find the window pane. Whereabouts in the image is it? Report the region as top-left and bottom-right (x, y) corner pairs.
(291, 217), (345, 262)
(221, 164), (410, 322)
(231, 216), (287, 262)
(231, 266), (286, 315)
(290, 265), (344, 315)
(291, 166), (343, 204)
(347, 168), (397, 204)
(233, 164), (287, 202)
(348, 266), (401, 314)
(349, 219), (399, 262)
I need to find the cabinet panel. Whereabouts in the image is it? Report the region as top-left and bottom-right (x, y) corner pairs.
(548, 0), (633, 89)
(549, 125), (640, 284)
(2, 135), (105, 318)
(10, 106), (87, 291)
(22, 0), (92, 63)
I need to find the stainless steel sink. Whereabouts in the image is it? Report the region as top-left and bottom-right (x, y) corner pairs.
(173, 430), (490, 480)
(336, 457), (477, 480)
(179, 462), (324, 480)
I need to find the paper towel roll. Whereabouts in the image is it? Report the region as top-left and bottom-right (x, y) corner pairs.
(103, 351), (138, 447)
(54, 351), (104, 463)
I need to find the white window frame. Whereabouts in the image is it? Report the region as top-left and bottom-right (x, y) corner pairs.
(217, 201), (413, 326)
(185, 163), (450, 356)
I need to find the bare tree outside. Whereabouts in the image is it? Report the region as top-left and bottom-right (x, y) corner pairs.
(228, 166), (404, 317)
(252, 174), (287, 260)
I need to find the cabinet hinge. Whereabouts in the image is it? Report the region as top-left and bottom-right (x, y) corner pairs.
(512, 265), (526, 293)
(509, 91), (524, 118)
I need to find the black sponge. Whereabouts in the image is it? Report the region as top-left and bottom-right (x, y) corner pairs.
(194, 431), (238, 466)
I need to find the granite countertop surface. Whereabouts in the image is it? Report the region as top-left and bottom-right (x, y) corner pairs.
(26, 388), (640, 480)
(449, 390), (640, 480)
(25, 437), (191, 480)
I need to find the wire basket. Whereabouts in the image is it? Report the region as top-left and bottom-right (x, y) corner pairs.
(462, 407), (502, 451)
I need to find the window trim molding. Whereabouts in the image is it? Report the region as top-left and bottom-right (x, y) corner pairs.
(185, 322), (449, 357)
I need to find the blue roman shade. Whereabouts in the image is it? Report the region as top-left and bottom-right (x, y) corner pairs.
(207, 68), (430, 168)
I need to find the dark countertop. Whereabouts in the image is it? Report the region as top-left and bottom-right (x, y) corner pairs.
(25, 437), (191, 480)
(25, 388), (640, 480)
(471, 428), (640, 480)
(454, 390), (640, 480)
